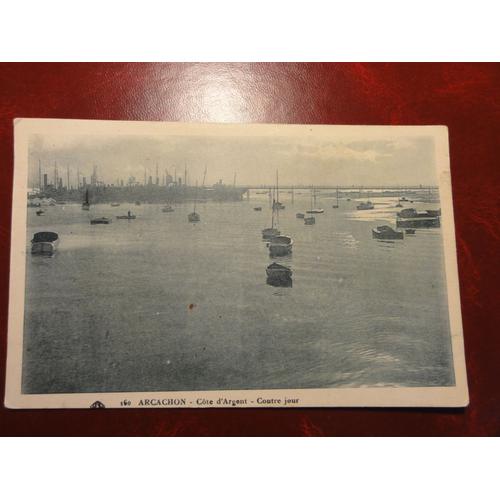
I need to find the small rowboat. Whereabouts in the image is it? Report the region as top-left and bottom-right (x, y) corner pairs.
(266, 262), (293, 287)
(90, 217), (112, 225)
(357, 201), (374, 210)
(269, 235), (293, 257)
(188, 212), (200, 223)
(31, 231), (59, 255)
(372, 225), (404, 240)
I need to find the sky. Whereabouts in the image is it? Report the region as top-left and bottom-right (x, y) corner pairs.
(27, 132), (437, 188)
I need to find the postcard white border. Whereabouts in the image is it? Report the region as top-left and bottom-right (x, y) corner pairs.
(5, 119), (468, 408)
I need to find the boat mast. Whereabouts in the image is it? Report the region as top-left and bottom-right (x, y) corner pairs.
(271, 186), (275, 229)
(275, 170), (279, 228)
(193, 180), (198, 212)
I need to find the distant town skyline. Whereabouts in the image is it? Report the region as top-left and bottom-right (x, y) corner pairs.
(27, 132), (439, 189)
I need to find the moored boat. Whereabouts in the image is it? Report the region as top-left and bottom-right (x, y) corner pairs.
(396, 217), (440, 228)
(262, 171), (281, 239)
(372, 225), (404, 240)
(254, 206), (262, 211)
(188, 212), (200, 222)
(187, 171), (206, 223)
(332, 186), (340, 208)
(306, 187), (323, 213)
(426, 209), (441, 217)
(397, 208), (441, 219)
(110, 202), (120, 207)
(82, 188), (90, 211)
(356, 201), (374, 210)
(162, 205), (175, 213)
(405, 228), (416, 235)
(266, 262), (293, 281)
(31, 231), (59, 255)
(36, 209), (45, 216)
(116, 211), (136, 220)
(90, 217), (112, 225)
(304, 216), (315, 225)
(268, 235), (293, 256)
(296, 213), (305, 218)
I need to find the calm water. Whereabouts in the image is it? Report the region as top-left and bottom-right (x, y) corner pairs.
(22, 192), (455, 393)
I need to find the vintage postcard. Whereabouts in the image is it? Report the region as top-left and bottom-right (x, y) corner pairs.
(5, 119), (468, 408)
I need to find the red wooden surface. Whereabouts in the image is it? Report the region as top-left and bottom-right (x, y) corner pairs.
(0, 63), (499, 436)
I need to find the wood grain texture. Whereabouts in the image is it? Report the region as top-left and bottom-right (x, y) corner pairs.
(0, 63), (499, 436)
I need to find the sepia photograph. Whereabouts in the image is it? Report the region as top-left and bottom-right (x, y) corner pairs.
(5, 119), (468, 408)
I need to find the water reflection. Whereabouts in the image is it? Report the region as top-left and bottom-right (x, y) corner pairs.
(266, 275), (293, 288)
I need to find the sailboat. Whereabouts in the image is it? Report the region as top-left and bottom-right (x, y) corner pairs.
(82, 188), (90, 211)
(304, 187), (316, 225)
(306, 187), (324, 213)
(188, 168), (206, 223)
(332, 186), (339, 208)
(262, 172), (281, 239)
(262, 191), (280, 239)
(188, 180), (201, 222)
(268, 235), (293, 257)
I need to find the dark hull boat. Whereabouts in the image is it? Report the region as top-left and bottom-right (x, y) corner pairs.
(116, 215), (136, 220)
(296, 213), (305, 218)
(188, 212), (200, 222)
(90, 217), (112, 225)
(254, 207), (262, 211)
(110, 203), (120, 207)
(306, 208), (324, 214)
(266, 262), (293, 287)
(268, 235), (293, 257)
(405, 228), (416, 235)
(36, 209), (44, 216)
(397, 208), (441, 218)
(82, 188), (90, 211)
(426, 209), (441, 217)
(162, 205), (175, 213)
(396, 217), (440, 228)
(372, 225), (404, 240)
(31, 231), (59, 255)
(304, 216), (315, 225)
(357, 201), (374, 210)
